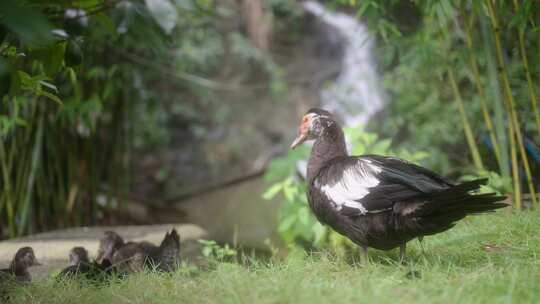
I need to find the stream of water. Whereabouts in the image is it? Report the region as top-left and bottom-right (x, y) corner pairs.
(302, 1), (386, 127)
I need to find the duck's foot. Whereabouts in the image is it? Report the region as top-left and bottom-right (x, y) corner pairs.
(405, 270), (421, 280)
(399, 243), (407, 265)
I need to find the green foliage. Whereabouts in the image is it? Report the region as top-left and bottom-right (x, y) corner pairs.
(263, 128), (429, 250)
(198, 239), (238, 262)
(0, 0), (54, 46)
(460, 170), (512, 195)
(0, 0), (285, 237)
(0, 0), (169, 236)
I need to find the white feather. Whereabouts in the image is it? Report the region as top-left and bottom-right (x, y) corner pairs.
(320, 159), (381, 214)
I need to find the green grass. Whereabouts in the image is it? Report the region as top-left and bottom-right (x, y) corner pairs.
(6, 209), (540, 304)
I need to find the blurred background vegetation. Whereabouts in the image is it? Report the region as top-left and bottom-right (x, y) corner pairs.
(0, 0), (539, 251)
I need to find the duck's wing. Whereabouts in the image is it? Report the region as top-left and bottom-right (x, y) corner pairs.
(315, 155), (454, 217)
(360, 155), (455, 191)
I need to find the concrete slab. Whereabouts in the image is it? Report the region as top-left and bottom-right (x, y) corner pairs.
(0, 224), (207, 281)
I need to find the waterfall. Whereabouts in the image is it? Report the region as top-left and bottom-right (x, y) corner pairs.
(302, 1), (386, 127)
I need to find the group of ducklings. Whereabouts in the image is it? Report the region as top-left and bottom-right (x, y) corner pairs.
(0, 228), (180, 284)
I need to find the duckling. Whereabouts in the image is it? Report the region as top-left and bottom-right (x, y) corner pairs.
(111, 242), (148, 273)
(149, 229), (180, 272)
(58, 247), (91, 278)
(112, 229), (180, 273)
(96, 231), (125, 265)
(58, 247), (113, 281)
(0, 247), (41, 283)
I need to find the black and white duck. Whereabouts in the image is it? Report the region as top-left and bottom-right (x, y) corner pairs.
(290, 108), (507, 261)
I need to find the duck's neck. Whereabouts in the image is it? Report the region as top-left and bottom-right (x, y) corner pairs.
(306, 124), (347, 183)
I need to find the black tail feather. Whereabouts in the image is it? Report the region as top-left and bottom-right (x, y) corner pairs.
(416, 178), (508, 234)
(428, 178), (488, 201)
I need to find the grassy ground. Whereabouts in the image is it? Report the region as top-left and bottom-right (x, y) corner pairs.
(6, 209), (540, 304)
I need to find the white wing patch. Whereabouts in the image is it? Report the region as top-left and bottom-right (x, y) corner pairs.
(320, 159), (382, 215)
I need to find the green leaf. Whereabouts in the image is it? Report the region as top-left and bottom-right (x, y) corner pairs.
(312, 222), (327, 245)
(0, 0), (53, 46)
(298, 207), (310, 226)
(201, 246), (212, 258)
(38, 91), (62, 105)
(94, 13), (118, 37)
(278, 214), (297, 233)
(357, 1), (372, 17)
(44, 43), (66, 76)
(39, 81), (58, 93)
(371, 139), (391, 154)
(283, 184), (297, 202)
(67, 68), (77, 86)
(262, 182), (282, 200)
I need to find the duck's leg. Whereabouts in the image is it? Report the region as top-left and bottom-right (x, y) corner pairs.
(418, 236), (425, 256)
(399, 243), (407, 264)
(360, 246), (369, 263)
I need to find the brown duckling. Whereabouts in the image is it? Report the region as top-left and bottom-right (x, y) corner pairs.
(0, 247), (41, 283)
(112, 229), (180, 273)
(96, 231), (125, 265)
(58, 247), (91, 278)
(111, 242), (148, 273)
(58, 246), (112, 281)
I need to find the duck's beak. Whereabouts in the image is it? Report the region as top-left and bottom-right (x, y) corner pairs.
(290, 132), (307, 149)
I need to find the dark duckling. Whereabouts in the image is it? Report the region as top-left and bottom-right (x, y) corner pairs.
(69, 247), (90, 265)
(111, 242), (148, 273)
(112, 229), (180, 273)
(96, 231), (125, 265)
(58, 247), (91, 278)
(0, 247), (41, 283)
(57, 246), (112, 281)
(149, 229), (181, 272)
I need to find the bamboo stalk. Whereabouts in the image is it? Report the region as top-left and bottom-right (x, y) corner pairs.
(0, 137), (15, 236)
(479, 10), (510, 187)
(464, 13), (502, 168)
(512, 0), (540, 136)
(486, 0), (537, 207)
(508, 120), (521, 209)
(17, 106), (45, 235)
(448, 68), (485, 170)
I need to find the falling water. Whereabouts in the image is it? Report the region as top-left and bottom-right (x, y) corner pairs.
(302, 1), (386, 127)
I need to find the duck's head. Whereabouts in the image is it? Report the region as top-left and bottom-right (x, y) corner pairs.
(68, 247), (90, 265)
(291, 108), (336, 149)
(11, 247), (41, 269)
(96, 231), (125, 264)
